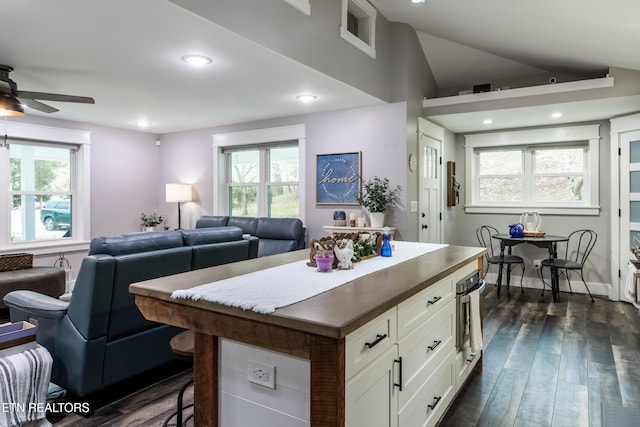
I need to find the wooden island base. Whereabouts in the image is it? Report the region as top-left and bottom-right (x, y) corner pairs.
(132, 245), (486, 426)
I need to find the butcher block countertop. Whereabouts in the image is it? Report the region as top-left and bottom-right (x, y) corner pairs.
(130, 244), (486, 339)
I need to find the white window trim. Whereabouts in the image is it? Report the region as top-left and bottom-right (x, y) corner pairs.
(0, 122), (91, 255)
(464, 124), (600, 215)
(340, 0), (377, 59)
(212, 125), (306, 221)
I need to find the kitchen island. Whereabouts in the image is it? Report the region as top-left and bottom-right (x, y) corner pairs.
(130, 243), (486, 426)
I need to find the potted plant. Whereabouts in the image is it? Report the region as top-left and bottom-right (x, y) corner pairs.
(357, 176), (401, 228)
(140, 210), (164, 232)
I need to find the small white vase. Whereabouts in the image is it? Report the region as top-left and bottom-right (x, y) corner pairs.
(143, 226), (155, 232)
(369, 212), (385, 228)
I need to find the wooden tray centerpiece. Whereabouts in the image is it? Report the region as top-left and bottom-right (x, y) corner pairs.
(307, 232), (383, 269)
(522, 230), (546, 237)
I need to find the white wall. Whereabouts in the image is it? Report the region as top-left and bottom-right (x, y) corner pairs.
(449, 120), (612, 294)
(159, 102), (408, 240)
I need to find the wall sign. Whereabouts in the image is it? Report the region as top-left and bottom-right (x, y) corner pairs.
(316, 152), (361, 205)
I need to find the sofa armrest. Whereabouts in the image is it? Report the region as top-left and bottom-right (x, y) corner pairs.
(3, 290), (69, 320)
(245, 235), (260, 259)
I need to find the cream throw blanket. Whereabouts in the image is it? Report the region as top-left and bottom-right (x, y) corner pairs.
(172, 241), (447, 314)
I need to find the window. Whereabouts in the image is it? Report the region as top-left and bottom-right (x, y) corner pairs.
(465, 125), (600, 215)
(340, 0), (376, 58)
(0, 122), (90, 252)
(224, 144), (299, 218)
(213, 125), (306, 220)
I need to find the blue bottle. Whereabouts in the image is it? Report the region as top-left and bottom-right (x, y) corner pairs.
(381, 227), (392, 257)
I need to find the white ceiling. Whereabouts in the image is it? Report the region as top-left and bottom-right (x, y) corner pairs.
(1, 0), (639, 134)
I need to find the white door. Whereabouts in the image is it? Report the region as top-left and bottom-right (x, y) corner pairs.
(419, 133), (442, 244)
(619, 129), (640, 303)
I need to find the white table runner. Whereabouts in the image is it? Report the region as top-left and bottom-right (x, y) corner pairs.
(171, 241), (447, 314)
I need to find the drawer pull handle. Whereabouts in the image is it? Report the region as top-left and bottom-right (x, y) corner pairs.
(427, 340), (442, 351)
(427, 396), (442, 411)
(427, 296), (441, 305)
(393, 357), (403, 391)
(467, 353), (477, 363)
(364, 334), (387, 349)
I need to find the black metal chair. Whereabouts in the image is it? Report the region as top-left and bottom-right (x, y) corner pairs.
(476, 225), (525, 293)
(540, 229), (597, 302)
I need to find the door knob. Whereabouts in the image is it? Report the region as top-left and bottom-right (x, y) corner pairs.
(422, 224), (428, 230)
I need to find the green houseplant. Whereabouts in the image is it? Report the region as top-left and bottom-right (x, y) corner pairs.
(140, 210), (164, 230)
(357, 176), (401, 228)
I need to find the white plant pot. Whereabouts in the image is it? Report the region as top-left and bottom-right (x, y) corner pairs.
(369, 212), (385, 228)
(143, 226), (155, 232)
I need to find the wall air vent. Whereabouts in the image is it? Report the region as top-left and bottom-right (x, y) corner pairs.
(340, 0), (376, 58)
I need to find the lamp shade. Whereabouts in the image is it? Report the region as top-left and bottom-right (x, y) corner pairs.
(166, 183), (193, 202)
(0, 95), (24, 117)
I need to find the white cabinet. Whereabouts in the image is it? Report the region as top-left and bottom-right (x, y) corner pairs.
(346, 345), (399, 427)
(345, 260), (476, 427)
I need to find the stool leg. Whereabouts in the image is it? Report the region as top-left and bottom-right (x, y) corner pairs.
(176, 377), (194, 426)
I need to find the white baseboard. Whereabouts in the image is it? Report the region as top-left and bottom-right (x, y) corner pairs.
(483, 272), (610, 297)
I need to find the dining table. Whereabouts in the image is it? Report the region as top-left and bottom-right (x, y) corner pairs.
(492, 234), (569, 302)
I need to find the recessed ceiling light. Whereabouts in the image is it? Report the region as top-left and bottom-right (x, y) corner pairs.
(411, 0), (426, 3)
(181, 55), (212, 66)
(483, 119), (493, 125)
(551, 112), (562, 119)
(296, 94), (317, 103)
(135, 120), (151, 128)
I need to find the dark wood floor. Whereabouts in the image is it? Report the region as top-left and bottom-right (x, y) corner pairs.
(441, 286), (640, 427)
(25, 285), (640, 426)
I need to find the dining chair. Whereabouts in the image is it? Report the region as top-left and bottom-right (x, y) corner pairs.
(540, 229), (597, 302)
(476, 225), (525, 293)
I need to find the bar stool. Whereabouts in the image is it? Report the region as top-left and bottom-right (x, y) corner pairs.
(163, 330), (194, 427)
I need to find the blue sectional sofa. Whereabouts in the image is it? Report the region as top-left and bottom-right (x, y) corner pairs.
(3, 226), (257, 398)
(195, 216), (305, 257)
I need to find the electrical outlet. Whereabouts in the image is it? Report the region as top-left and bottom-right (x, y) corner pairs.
(247, 361), (276, 389)
(533, 259), (542, 269)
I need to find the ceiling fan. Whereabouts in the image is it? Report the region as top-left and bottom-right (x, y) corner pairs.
(0, 64), (95, 114)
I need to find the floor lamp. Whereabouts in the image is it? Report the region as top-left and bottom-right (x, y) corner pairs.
(166, 183), (193, 229)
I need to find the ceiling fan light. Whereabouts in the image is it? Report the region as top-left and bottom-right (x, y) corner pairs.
(0, 95), (25, 117)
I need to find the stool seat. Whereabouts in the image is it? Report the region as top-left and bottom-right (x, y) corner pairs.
(170, 330), (194, 358)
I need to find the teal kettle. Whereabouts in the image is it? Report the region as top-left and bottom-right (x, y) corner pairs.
(508, 223), (524, 238)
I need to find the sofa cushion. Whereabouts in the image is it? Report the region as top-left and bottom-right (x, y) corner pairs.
(227, 216), (258, 235)
(191, 240), (251, 270)
(258, 240), (301, 258)
(181, 226), (243, 246)
(195, 216), (229, 228)
(255, 217), (303, 240)
(88, 231), (184, 256)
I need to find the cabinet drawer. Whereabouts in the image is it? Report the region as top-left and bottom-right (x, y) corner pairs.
(397, 299), (455, 411)
(455, 345), (481, 392)
(397, 276), (453, 339)
(346, 307), (397, 380)
(398, 349), (456, 427)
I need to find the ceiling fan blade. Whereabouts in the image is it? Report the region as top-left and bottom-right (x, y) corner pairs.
(17, 90), (95, 104)
(19, 98), (59, 114)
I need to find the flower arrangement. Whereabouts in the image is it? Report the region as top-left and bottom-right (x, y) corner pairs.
(352, 234), (377, 262)
(140, 210), (164, 227)
(357, 176), (401, 213)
